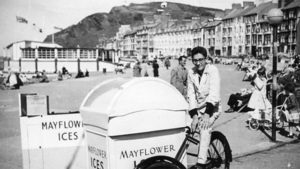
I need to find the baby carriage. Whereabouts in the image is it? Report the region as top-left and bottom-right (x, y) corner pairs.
(248, 93), (290, 131)
(248, 108), (274, 130)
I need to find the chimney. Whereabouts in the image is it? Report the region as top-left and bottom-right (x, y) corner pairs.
(224, 9), (231, 15)
(243, 1), (255, 7)
(276, 0), (293, 8)
(232, 3), (242, 9)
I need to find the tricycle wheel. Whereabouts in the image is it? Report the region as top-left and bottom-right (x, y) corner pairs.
(136, 156), (186, 169)
(263, 120), (272, 130)
(249, 119), (259, 130)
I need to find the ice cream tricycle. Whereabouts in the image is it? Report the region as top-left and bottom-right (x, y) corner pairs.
(80, 78), (231, 169)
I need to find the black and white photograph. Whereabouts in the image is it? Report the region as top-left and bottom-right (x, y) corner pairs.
(0, 0), (300, 169)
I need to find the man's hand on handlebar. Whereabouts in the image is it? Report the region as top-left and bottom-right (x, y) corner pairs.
(191, 113), (214, 133)
(199, 113), (210, 130)
(191, 114), (198, 133)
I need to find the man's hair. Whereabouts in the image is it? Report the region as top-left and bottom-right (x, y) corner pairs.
(178, 55), (187, 62)
(191, 46), (207, 59)
(284, 82), (295, 93)
(257, 66), (266, 76)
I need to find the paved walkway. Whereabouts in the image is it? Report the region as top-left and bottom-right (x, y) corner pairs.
(0, 60), (299, 169)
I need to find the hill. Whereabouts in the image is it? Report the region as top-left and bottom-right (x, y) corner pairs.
(43, 2), (224, 48)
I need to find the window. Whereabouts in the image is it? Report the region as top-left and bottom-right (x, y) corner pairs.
(57, 49), (76, 59)
(246, 35), (251, 45)
(264, 35), (271, 45)
(22, 48), (35, 59)
(38, 48), (54, 59)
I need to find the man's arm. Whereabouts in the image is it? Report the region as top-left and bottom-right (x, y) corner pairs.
(206, 65), (221, 106)
(170, 69), (176, 85)
(187, 70), (197, 111)
(187, 70), (200, 132)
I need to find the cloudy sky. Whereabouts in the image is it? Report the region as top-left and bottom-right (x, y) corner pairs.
(0, 0), (253, 53)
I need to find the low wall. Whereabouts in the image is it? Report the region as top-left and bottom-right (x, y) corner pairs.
(4, 59), (116, 73)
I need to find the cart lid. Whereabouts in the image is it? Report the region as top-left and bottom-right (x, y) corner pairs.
(80, 77), (188, 117)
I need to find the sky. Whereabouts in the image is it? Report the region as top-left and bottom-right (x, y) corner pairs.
(0, 0), (252, 54)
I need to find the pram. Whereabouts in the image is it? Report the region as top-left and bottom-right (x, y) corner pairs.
(247, 92), (290, 131)
(248, 108), (274, 130)
(226, 88), (252, 113)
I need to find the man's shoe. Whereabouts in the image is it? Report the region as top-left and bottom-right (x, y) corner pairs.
(296, 126), (300, 132)
(287, 133), (294, 138)
(225, 108), (234, 113)
(190, 163), (207, 169)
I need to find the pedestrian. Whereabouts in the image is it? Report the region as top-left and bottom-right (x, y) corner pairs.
(294, 54), (299, 65)
(164, 57), (171, 69)
(152, 59), (159, 77)
(187, 46), (221, 169)
(141, 60), (149, 77)
(133, 61), (142, 77)
(279, 83), (300, 138)
(170, 55), (188, 97)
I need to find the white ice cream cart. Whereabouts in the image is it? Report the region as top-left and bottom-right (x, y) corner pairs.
(80, 77), (189, 169)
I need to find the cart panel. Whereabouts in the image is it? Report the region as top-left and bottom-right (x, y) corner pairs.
(109, 128), (187, 169)
(86, 130), (108, 169)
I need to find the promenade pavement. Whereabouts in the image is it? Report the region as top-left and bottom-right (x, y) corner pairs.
(0, 59), (298, 169)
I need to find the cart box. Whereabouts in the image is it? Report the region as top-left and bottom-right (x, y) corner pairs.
(80, 77), (189, 169)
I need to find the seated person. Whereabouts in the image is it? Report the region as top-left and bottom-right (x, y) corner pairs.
(241, 62), (249, 72)
(5, 71), (22, 89)
(34, 71), (42, 78)
(225, 88), (252, 113)
(40, 70), (49, 83)
(62, 66), (68, 75)
(243, 66), (257, 81)
(57, 71), (63, 81)
(85, 69), (89, 77)
(75, 69), (84, 78)
(18, 73), (29, 84)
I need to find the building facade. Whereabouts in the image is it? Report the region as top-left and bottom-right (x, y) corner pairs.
(279, 1), (300, 56)
(112, 0), (300, 60)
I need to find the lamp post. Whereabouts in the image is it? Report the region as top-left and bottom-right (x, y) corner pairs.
(267, 8), (283, 142)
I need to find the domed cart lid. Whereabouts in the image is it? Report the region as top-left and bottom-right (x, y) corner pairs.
(80, 77), (188, 117)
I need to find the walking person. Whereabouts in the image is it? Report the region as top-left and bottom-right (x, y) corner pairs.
(170, 55), (188, 97)
(164, 57), (171, 70)
(141, 60), (149, 77)
(133, 61), (142, 77)
(152, 59), (159, 77)
(187, 46), (221, 169)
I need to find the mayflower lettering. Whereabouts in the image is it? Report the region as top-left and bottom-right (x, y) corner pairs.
(88, 146), (107, 159)
(41, 120), (82, 130)
(120, 144), (175, 159)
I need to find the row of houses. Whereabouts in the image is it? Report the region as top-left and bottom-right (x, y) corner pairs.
(107, 0), (300, 59)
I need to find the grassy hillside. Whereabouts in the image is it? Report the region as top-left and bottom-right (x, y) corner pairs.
(44, 2), (224, 48)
